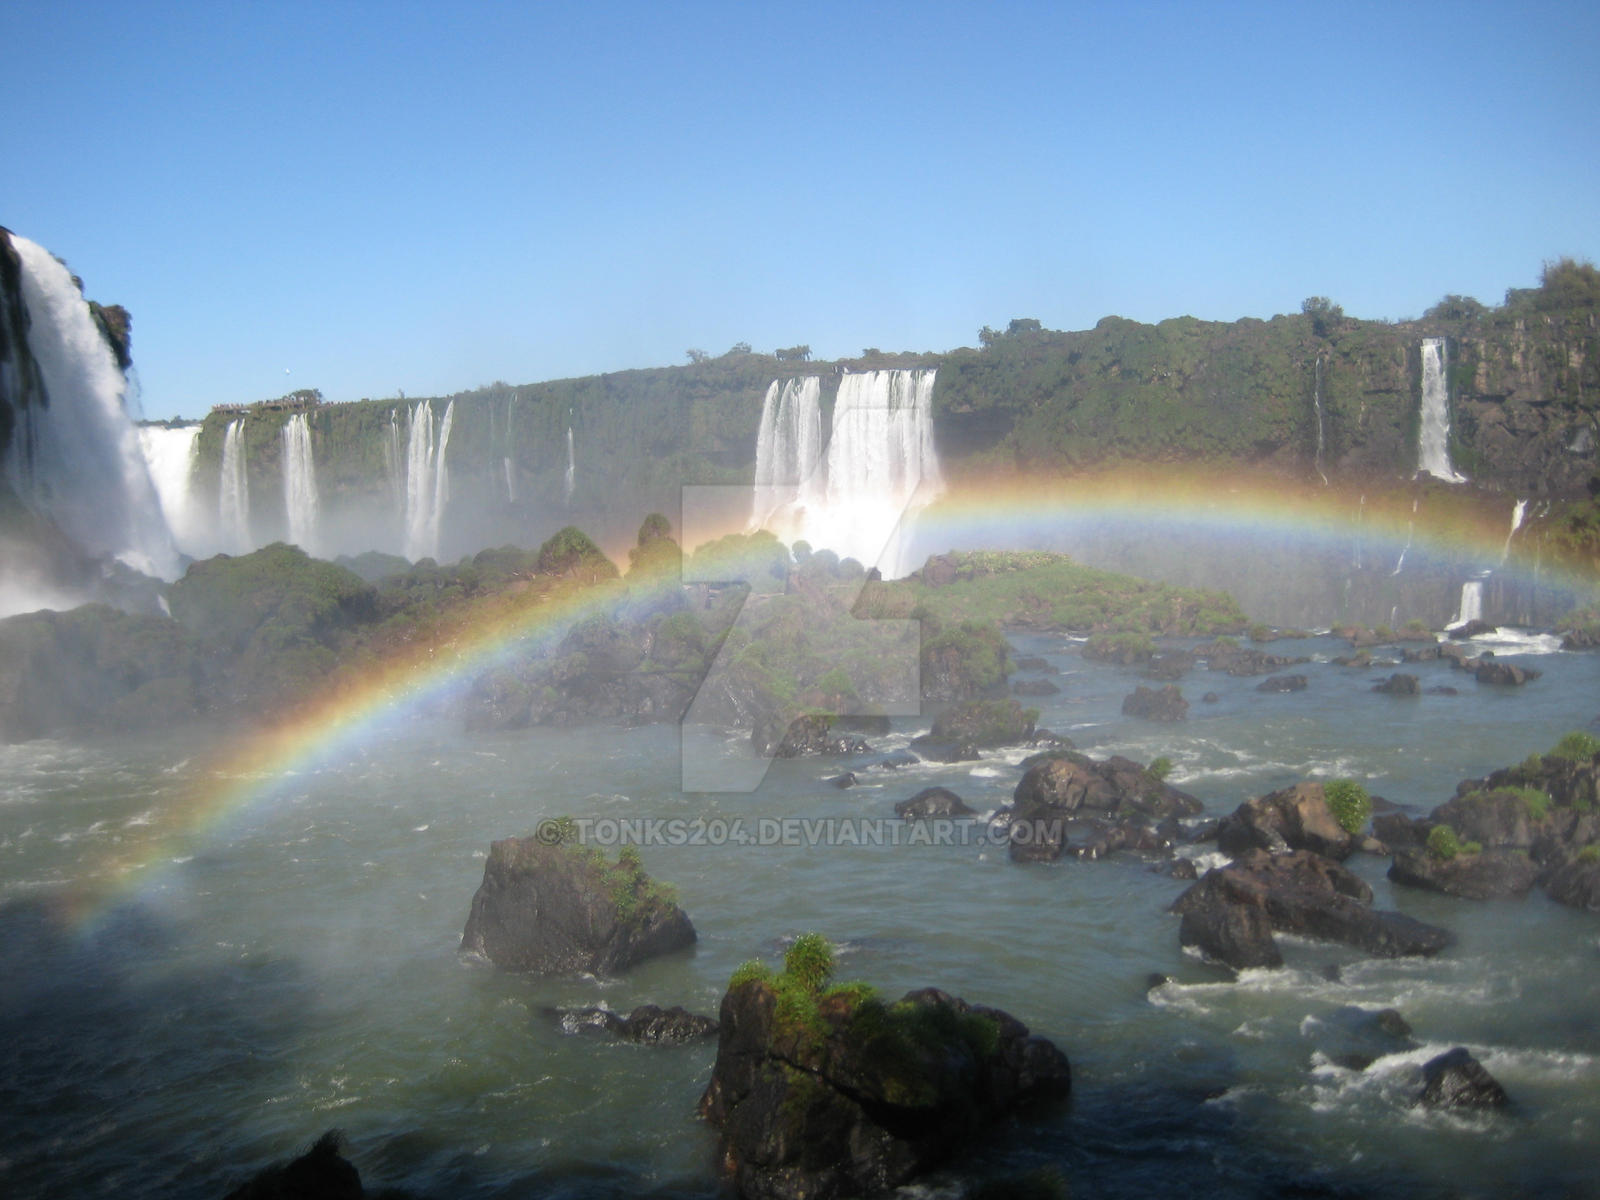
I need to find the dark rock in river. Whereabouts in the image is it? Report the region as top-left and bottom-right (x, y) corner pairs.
(460, 836), (695, 975)
(871, 749), (922, 770)
(826, 772), (858, 789)
(1007, 751), (1201, 863)
(1448, 619), (1498, 641)
(1216, 782), (1361, 861)
(1418, 1047), (1510, 1110)
(753, 712), (870, 758)
(895, 787), (976, 819)
(1474, 661), (1540, 686)
(1372, 673), (1421, 696)
(551, 1003), (718, 1043)
(1121, 684), (1188, 721)
(224, 1130), (364, 1200)
(1198, 640), (1311, 677)
(1388, 847), (1541, 900)
(1013, 655), (1058, 673)
(1169, 849), (1454, 971)
(1012, 678), (1061, 697)
(1372, 811), (1430, 849)
(1545, 857), (1600, 911)
(699, 980), (1070, 1200)
(1255, 673), (1307, 693)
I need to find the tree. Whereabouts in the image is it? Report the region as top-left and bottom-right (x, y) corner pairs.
(1301, 296), (1344, 338)
(1536, 257), (1600, 310)
(774, 345), (812, 362)
(1006, 317), (1043, 336)
(686, 348), (709, 364)
(1424, 294), (1487, 322)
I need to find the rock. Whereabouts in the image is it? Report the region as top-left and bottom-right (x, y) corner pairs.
(460, 837), (695, 975)
(826, 772), (858, 789)
(1013, 655), (1057, 673)
(1169, 857), (1198, 881)
(1144, 650), (1195, 680)
(1373, 811), (1430, 848)
(1007, 752), (1201, 862)
(930, 698), (1038, 747)
(1449, 620), (1498, 640)
(1544, 857), (1600, 911)
(699, 980), (1070, 1200)
(754, 712), (871, 757)
(1256, 674), (1308, 693)
(1357, 835), (1389, 856)
(1202, 691), (1220, 703)
(1306, 1005), (1418, 1071)
(1372, 673), (1421, 696)
(1012, 678), (1061, 696)
(224, 1131), (364, 1200)
(1146, 972), (1172, 990)
(552, 1003), (719, 1043)
(1121, 684), (1188, 721)
(1426, 685), (1459, 695)
(1418, 1047), (1510, 1110)
(1335, 650), (1375, 668)
(895, 786), (976, 819)
(1475, 662), (1541, 686)
(871, 749), (921, 770)
(1216, 782), (1361, 861)
(1388, 847), (1541, 900)
(1169, 849), (1454, 971)
(1199, 641), (1311, 676)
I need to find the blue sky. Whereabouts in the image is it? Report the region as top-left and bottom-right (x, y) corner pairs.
(4, 1), (1596, 419)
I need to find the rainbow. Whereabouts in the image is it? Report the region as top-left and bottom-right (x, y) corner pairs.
(62, 467), (1590, 928)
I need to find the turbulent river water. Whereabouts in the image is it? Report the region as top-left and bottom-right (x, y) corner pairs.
(2, 629), (1598, 1199)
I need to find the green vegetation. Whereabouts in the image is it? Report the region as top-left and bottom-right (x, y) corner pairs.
(1426, 824), (1482, 860)
(1577, 845), (1600, 865)
(1506, 786), (1553, 821)
(1147, 756), (1174, 781)
(1548, 730), (1600, 762)
(1324, 779), (1373, 835)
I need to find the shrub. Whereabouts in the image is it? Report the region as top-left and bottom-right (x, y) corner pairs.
(1507, 786), (1552, 821)
(1548, 731), (1600, 762)
(783, 933), (835, 994)
(1147, 755), (1174, 781)
(1324, 779), (1373, 835)
(1427, 824), (1464, 860)
(1576, 845), (1600, 865)
(730, 959), (773, 989)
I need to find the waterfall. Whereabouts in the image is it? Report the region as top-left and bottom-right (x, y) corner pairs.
(1312, 355), (1328, 485)
(749, 376), (823, 531)
(1391, 499), (1417, 576)
(137, 424), (203, 557)
(503, 395), (518, 503)
(746, 368), (940, 578)
(0, 232), (179, 579)
(281, 413), (319, 555)
(564, 425), (575, 506)
(1417, 338), (1465, 482)
(403, 399), (454, 561)
(1449, 579), (1485, 629)
(1500, 498), (1528, 564)
(384, 409), (403, 504)
(219, 419), (252, 553)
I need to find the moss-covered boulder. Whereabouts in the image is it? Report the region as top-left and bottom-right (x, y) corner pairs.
(698, 936), (1069, 1200)
(460, 835), (694, 975)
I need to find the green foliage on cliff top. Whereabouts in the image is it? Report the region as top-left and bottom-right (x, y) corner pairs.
(856, 550), (1247, 636)
(1324, 779), (1373, 835)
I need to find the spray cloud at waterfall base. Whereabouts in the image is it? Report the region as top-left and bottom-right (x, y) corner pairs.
(747, 368), (942, 578)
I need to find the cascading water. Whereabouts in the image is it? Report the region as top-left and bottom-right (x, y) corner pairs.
(1391, 498), (1417, 576)
(136, 424), (204, 557)
(503, 395), (518, 503)
(403, 399), (454, 561)
(1417, 338), (1465, 482)
(385, 409), (403, 505)
(749, 376), (823, 531)
(1500, 498), (1528, 564)
(219, 419), (252, 553)
(0, 233), (179, 579)
(1312, 354), (1328, 486)
(1448, 498), (1531, 630)
(746, 368), (941, 578)
(281, 413), (320, 555)
(564, 424), (575, 506)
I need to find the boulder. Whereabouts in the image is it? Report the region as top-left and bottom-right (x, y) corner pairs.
(1373, 811), (1430, 848)
(1013, 655), (1058, 673)
(1199, 641), (1311, 676)
(1418, 1047), (1510, 1110)
(1121, 684), (1188, 721)
(1372, 673), (1421, 696)
(1216, 782), (1361, 861)
(1169, 849), (1453, 971)
(1545, 857), (1600, 911)
(1144, 650), (1195, 680)
(699, 981), (1070, 1200)
(1448, 620), (1498, 640)
(1255, 674), (1308, 693)
(1475, 662), (1540, 686)
(1007, 752), (1201, 862)
(551, 1003), (719, 1043)
(895, 787), (976, 819)
(929, 698), (1037, 747)
(1307, 1005), (1418, 1071)
(754, 712), (871, 758)
(460, 837), (695, 975)
(1388, 847), (1541, 900)
(1012, 678), (1061, 697)
(224, 1131), (364, 1200)
(826, 772), (858, 789)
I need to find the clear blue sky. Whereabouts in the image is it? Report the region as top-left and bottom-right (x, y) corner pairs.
(4, 1), (1596, 419)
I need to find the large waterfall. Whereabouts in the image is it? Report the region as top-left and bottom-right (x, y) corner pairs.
(136, 424), (204, 557)
(0, 232), (179, 579)
(281, 413), (320, 555)
(1417, 338), (1465, 482)
(750, 377), (823, 530)
(219, 419), (252, 553)
(748, 368), (941, 577)
(404, 399), (454, 561)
